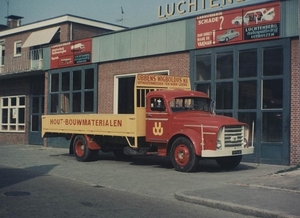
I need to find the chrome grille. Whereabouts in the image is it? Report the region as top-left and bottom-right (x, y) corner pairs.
(224, 126), (244, 147)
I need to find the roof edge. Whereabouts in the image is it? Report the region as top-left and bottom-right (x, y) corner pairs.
(0, 14), (126, 37)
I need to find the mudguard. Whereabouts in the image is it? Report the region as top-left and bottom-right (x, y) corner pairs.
(170, 129), (202, 156)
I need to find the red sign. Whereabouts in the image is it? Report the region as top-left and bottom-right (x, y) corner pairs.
(195, 2), (280, 49)
(50, 38), (92, 69)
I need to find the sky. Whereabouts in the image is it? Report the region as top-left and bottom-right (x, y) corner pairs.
(0, 0), (192, 28)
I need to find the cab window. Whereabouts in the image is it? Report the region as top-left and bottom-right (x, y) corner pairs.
(150, 97), (165, 111)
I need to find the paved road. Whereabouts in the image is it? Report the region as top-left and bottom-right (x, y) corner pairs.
(0, 144), (294, 217)
(0, 165), (255, 218)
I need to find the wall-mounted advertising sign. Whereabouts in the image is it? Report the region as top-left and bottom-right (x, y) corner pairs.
(50, 38), (92, 69)
(195, 2), (280, 49)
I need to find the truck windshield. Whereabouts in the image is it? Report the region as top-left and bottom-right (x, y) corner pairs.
(169, 97), (212, 113)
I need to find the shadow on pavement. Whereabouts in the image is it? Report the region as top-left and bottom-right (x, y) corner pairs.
(0, 164), (59, 189)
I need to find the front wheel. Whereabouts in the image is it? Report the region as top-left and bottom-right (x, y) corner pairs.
(73, 135), (98, 162)
(216, 155), (242, 170)
(170, 137), (199, 172)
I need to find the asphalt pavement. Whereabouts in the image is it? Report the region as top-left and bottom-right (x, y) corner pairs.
(0, 144), (299, 218)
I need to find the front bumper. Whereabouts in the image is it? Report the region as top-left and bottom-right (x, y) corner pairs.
(201, 146), (254, 157)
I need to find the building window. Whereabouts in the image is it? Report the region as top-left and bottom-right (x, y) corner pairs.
(0, 41), (5, 66)
(14, 41), (22, 56)
(49, 66), (97, 114)
(0, 96), (26, 132)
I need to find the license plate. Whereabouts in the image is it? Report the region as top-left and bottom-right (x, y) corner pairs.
(232, 150), (242, 155)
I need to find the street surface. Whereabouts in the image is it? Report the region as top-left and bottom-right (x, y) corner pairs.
(0, 165), (255, 218)
(0, 145), (292, 217)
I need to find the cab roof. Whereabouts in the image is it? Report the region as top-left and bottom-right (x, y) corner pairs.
(146, 89), (209, 101)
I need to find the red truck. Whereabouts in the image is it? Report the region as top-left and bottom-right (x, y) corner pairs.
(42, 74), (254, 172)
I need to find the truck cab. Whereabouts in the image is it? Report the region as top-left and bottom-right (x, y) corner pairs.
(145, 89), (253, 172)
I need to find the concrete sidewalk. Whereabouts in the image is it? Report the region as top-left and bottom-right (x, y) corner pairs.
(175, 166), (300, 218)
(0, 144), (299, 218)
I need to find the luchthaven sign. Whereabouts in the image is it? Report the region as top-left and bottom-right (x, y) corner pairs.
(158, 0), (248, 19)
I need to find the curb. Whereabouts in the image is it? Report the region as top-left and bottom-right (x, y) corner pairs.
(174, 191), (294, 218)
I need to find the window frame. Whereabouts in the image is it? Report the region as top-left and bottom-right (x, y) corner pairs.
(48, 65), (97, 114)
(14, 40), (22, 57)
(0, 95), (26, 132)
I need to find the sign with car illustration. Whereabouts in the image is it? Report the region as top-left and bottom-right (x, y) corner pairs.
(196, 2), (280, 49)
(217, 29), (239, 43)
(50, 38), (92, 69)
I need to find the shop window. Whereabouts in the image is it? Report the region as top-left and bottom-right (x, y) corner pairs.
(72, 93), (81, 112)
(84, 92), (93, 112)
(262, 79), (283, 109)
(14, 41), (22, 56)
(73, 70), (81, 90)
(239, 81), (257, 109)
(85, 68), (94, 89)
(216, 82), (233, 109)
(51, 73), (59, 92)
(49, 66), (96, 114)
(262, 112), (282, 142)
(196, 55), (211, 81)
(239, 49), (257, 78)
(216, 52), (233, 79)
(196, 84), (211, 97)
(238, 112), (256, 142)
(50, 94), (59, 113)
(62, 72), (70, 91)
(263, 47), (283, 76)
(0, 96), (26, 132)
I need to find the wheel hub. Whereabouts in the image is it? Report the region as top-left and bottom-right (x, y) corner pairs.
(175, 145), (190, 166)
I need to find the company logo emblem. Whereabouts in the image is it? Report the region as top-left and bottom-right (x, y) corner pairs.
(230, 136), (238, 142)
(153, 122), (163, 136)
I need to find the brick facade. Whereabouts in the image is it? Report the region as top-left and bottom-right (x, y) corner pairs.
(72, 23), (112, 40)
(98, 52), (190, 113)
(290, 38), (300, 165)
(0, 78), (30, 145)
(0, 18), (120, 145)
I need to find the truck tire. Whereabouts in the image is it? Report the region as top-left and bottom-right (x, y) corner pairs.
(171, 137), (199, 172)
(216, 155), (242, 170)
(73, 135), (98, 162)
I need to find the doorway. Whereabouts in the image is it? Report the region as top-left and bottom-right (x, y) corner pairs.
(118, 76), (135, 114)
(29, 76), (44, 145)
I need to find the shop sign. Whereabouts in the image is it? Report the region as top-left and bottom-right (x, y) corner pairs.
(158, 0), (250, 19)
(50, 38), (92, 69)
(195, 2), (280, 49)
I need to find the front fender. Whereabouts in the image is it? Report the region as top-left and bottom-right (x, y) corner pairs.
(170, 129), (202, 156)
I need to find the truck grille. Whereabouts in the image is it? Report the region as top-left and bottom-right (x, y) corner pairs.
(224, 126), (244, 147)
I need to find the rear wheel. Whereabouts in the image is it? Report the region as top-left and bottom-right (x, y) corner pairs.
(170, 137), (198, 172)
(216, 155), (242, 170)
(73, 135), (98, 162)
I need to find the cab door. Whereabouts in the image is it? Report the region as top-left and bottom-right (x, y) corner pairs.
(146, 96), (169, 143)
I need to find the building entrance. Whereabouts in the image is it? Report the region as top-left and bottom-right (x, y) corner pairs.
(29, 76), (44, 144)
(192, 39), (290, 165)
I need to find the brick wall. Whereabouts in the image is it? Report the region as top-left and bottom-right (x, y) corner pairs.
(290, 38), (300, 165)
(59, 23), (70, 42)
(98, 52), (190, 113)
(0, 77), (30, 145)
(72, 23), (112, 40)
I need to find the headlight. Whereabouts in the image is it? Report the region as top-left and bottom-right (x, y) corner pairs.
(216, 140), (222, 149)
